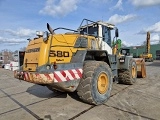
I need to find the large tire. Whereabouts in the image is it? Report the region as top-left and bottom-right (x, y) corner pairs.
(77, 61), (113, 105)
(118, 59), (137, 85)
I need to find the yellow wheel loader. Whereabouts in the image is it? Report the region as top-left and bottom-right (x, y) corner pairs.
(119, 48), (146, 78)
(14, 19), (145, 105)
(140, 32), (153, 62)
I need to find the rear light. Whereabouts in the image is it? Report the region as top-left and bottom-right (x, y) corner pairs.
(53, 62), (57, 70)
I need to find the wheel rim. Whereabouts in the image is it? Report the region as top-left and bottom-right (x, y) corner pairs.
(97, 72), (109, 94)
(132, 66), (136, 78)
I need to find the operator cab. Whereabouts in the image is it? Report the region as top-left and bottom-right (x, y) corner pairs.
(78, 19), (118, 54)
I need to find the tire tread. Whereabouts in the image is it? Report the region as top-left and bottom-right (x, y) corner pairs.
(77, 61), (112, 105)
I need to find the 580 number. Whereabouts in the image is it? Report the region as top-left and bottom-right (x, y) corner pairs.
(50, 50), (69, 57)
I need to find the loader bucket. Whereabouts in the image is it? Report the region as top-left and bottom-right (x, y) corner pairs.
(133, 58), (146, 78)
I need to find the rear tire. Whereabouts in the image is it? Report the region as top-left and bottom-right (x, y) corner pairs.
(118, 59), (137, 85)
(77, 61), (113, 105)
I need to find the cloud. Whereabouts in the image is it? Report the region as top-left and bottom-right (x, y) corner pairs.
(151, 34), (160, 41)
(89, 0), (108, 3)
(0, 28), (35, 45)
(139, 21), (160, 34)
(122, 40), (133, 47)
(3, 28), (35, 38)
(0, 37), (27, 45)
(39, 0), (79, 17)
(110, 0), (123, 10)
(107, 14), (137, 25)
(131, 0), (160, 7)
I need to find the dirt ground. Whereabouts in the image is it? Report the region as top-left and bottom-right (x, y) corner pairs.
(0, 61), (160, 120)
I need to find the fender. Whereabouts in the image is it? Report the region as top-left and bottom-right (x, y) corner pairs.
(71, 50), (110, 64)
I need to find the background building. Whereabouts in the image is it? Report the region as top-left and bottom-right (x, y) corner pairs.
(126, 44), (160, 60)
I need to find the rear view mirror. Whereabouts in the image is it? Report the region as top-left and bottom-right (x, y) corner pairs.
(115, 28), (119, 37)
(47, 23), (54, 34)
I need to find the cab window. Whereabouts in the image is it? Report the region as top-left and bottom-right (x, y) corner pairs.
(74, 37), (88, 48)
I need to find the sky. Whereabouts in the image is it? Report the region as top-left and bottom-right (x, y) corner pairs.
(0, 0), (160, 51)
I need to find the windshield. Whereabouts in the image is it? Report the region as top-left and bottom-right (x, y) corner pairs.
(102, 26), (112, 47)
(80, 25), (112, 47)
(80, 25), (98, 37)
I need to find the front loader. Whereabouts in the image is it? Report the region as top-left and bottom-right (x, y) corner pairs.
(112, 40), (146, 78)
(14, 19), (144, 105)
(120, 48), (146, 78)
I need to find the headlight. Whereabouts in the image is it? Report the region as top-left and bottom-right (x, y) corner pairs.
(36, 31), (44, 37)
(119, 57), (125, 63)
(43, 31), (49, 42)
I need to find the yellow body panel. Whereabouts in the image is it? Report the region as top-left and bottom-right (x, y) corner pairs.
(23, 34), (98, 71)
(38, 36), (52, 66)
(49, 34), (79, 64)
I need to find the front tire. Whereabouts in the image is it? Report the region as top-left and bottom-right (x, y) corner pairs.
(118, 59), (137, 85)
(77, 61), (113, 105)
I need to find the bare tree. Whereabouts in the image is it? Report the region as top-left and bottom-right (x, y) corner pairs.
(2, 49), (14, 64)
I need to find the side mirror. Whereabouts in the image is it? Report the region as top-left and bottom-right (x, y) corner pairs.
(47, 23), (54, 34)
(115, 28), (119, 37)
(43, 31), (49, 42)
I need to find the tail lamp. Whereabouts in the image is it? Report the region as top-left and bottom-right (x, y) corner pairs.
(53, 62), (57, 70)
